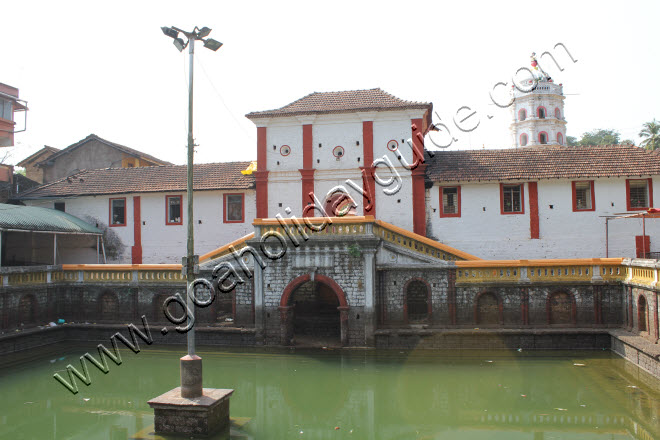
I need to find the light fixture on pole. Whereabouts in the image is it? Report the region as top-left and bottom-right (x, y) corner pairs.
(149, 25), (233, 438)
(160, 24), (223, 398)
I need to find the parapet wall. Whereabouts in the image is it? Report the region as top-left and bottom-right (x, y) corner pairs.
(0, 258), (658, 349)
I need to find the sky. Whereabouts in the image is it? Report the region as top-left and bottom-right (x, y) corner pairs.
(2, 0), (659, 167)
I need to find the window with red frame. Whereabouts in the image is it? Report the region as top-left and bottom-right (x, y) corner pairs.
(628, 179), (652, 210)
(537, 107), (546, 119)
(572, 181), (594, 211)
(224, 194), (244, 222)
(520, 133), (528, 146)
(166, 195), (182, 225)
(555, 107), (561, 119)
(110, 198), (126, 226)
(557, 132), (564, 145)
(539, 132), (548, 144)
(440, 186), (461, 217)
(501, 184), (523, 214)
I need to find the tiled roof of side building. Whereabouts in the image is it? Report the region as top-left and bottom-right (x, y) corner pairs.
(37, 134), (173, 167)
(425, 144), (660, 182)
(246, 88), (432, 119)
(17, 161), (255, 199)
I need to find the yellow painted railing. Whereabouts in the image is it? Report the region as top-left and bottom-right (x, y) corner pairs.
(455, 258), (626, 285)
(374, 220), (480, 261)
(7, 271), (47, 286)
(627, 266), (656, 286)
(199, 233), (255, 263)
(251, 216), (480, 262)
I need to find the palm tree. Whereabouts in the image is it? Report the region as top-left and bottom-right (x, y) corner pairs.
(639, 119), (660, 151)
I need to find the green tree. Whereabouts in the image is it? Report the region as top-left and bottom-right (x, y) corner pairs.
(566, 136), (578, 146)
(639, 119), (660, 151)
(576, 129), (621, 146)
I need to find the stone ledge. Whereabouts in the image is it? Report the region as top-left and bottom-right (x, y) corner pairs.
(374, 327), (614, 336)
(148, 387), (233, 409)
(609, 329), (660, 359)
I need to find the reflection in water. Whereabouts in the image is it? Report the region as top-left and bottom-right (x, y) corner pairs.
(0, 345), (658, 439)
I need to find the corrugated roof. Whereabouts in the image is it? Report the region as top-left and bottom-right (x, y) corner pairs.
(17, 161), (255, 199)
(425, 144), (660, 182)
(0, 204), (101, 234)
(246, 88), (432, 119)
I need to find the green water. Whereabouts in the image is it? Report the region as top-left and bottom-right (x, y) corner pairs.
(0, 344), (658, 440)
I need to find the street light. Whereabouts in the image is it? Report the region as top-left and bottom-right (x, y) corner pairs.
(161, 25), (222, 399)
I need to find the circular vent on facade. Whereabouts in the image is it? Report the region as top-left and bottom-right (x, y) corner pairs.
(387, 140), (398, 152)
(333, 146), (345, 159)
(280, 145), (291, 156)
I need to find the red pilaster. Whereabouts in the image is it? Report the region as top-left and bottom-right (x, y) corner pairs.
(300, 169), (316, 216)
(362, 121), (374, 167)
(411, 164), (427, 236)
(302, 124), (313, 169)
(411, 119), (427, 236)
(521, 287), (529, 325)
(301, 124), (315, 216)
(256, 127), (269, 218)
(361, 120), (376, 216)
(131, 196), (142, 264)
(410, 118), (426, 170)
(528, 181), (539, 239)
(593, 285), (602, 325)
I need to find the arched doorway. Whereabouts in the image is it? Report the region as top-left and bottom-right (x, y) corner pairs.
(638, 295), (648, 332)
(475, 292), (501, 325)
(404, 279), (430, 323)
(548, 291), (575, 325)
(280, 274), (349, 347)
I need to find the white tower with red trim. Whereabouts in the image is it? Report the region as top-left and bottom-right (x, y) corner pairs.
(510, 57), (567, 148)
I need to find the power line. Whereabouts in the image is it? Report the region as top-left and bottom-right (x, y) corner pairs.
(196, 56), (255, 143)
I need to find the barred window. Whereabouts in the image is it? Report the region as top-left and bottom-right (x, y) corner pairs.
(629, 180), (649, 209)
(110, 198), (126, 226)
(167, 195), (182, 224)
(575, 181), (592, 210)
(502, 184), (522, 213)
(224, 194), (244, 222)
(442, 187), (458, 214)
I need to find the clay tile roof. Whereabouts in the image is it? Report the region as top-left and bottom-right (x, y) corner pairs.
(426, 144), (660, 182)
(246, 88), (432, 119)
(18, 161), (255, 199)
(38, 134), (172, 167)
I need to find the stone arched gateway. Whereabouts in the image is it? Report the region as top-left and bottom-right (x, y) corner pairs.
(279, 274), (349, 347)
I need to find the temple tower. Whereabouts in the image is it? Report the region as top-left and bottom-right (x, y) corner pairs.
(510, 54), (567, 147)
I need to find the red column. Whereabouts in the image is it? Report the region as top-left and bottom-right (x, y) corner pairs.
(411, 119), (427, 236)
(521, 287), (529, 325)
(593, 285), (602, 325)
(301, 124), (315, 216)
(131, 196), (142, 264)
(528, 181), (540, 239)
(411, 164), (427, 236)
(256, 126), (269, 218)
(362, 121), (376, 216)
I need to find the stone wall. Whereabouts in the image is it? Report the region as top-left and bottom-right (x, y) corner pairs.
(260, 241), (367, 346)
